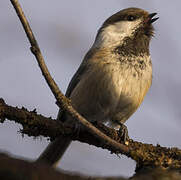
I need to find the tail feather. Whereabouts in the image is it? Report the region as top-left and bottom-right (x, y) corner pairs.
(36, 136), (71, 166)
(36, 101), (73, 166)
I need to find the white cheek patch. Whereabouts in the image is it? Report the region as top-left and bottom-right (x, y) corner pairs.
(94, 19), (142, 48)
(114, 19), (142, 37)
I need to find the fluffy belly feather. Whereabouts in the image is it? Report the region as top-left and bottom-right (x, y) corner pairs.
(70, 59), (152, 126)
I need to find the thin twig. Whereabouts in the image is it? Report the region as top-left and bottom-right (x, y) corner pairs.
(10, 0), (130, 155)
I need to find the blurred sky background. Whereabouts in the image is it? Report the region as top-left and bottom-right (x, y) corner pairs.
(0, 0), (181, 177)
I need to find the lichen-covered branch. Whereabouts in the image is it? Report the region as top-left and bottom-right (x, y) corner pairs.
(1, 98), (181, 171)
(0, 98), (65, 140)
(0, 98), (128, 153)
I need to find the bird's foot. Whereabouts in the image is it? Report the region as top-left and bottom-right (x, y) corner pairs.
(118, 123), (129, 144)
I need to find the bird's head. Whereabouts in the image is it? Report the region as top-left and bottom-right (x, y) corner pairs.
(94, 8), (159, 50)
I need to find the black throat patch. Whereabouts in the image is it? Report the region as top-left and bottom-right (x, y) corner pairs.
(114, 34), (150, 57)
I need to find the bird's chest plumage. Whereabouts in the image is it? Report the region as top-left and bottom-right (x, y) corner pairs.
(96, 56), (151, 110)
(70, 54), (152, 125)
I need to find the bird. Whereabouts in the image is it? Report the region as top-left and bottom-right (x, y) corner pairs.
(36, 7), (159, 166)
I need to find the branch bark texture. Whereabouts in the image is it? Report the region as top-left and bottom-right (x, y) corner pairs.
(1, 98), (181, 171)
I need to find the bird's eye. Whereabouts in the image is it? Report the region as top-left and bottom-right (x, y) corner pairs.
(127, 15), (136, 21)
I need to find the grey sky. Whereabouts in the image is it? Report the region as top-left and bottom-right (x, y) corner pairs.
(0, 0), (181, 177)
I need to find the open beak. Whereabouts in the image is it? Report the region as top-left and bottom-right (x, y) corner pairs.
(147, 13), (159, 24)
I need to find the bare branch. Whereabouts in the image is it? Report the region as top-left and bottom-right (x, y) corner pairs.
(10, 0), (130, 156)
